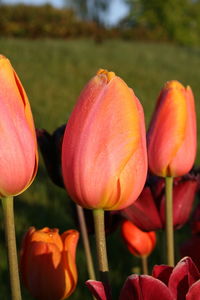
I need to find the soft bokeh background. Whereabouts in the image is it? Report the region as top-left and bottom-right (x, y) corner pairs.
(0, 1), (200, 299)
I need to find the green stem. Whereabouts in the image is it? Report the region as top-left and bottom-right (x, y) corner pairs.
(1, 196), (22, 300)
(76, 204), (96, 280)
(141, 256), (148, 275)
(93, 209), (111, 299)
(165, 176), (174, 266)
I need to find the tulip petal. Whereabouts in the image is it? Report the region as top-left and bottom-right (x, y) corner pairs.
(168, 256), (200, 300)
(186, 279), (200, 300)
(147, 81), (197, 177)
(121, 187), (162, 231)
(121, 220), (156, 256)
(169, 87), (197, 176)
(62, 72), (147, 210)
(119, 274), (173, 300)
(160, 177), (198, 228)
(61, 230), (79, 298)
(86, 280), (108, 300)
(152, 265), (173, 286)
(0, 56), (38, 196)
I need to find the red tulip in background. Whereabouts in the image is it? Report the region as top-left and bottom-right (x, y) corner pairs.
(86, 257), (200, 300)
(121, 173), (199, 231)
(121, 220), (156, 257)
(20, 227), (79, 300)
(147, 80), (197, 177)
(62, 69), (147, 210)
(180, 200), (200, 272)
(0, 55), (38, 196)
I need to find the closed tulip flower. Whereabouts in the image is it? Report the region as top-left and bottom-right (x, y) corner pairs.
(147, 80), (197, 177)
(62, 69), (147, 210)
(20, 227), (79, 300)
(0, 55), (38, 197)
(121, 220), (156, 257)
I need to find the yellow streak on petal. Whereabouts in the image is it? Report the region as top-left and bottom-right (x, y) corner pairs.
(97, 68), (115, 82)
(164, 80), (185, 90)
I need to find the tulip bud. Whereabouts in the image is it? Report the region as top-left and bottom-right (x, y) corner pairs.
(62, 69), (147, 210)
(147, 81), (197, 177)
(20, 227), (79, 300)
(0, 55), (38, 196)
(121, 220), (156, 257)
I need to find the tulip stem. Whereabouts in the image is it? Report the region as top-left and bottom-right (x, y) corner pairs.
(76, 204), (96, 280)
(141, 256), (148, 275)
(165, 176), (174, 266)
(1, 196), (22, 300)
(93, 209), (111, 299)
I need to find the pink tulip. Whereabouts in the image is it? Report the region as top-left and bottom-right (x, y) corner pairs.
(147, 81), (197, 177)
(62, 69), (147, 210)
(0, 55), (38, 196)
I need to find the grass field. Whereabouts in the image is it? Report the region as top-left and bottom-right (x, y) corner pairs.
(0, 38), (200, 299)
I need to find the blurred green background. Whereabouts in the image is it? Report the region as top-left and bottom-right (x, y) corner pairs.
(0, 0), (200, 299)
(0, 37), (199, 300)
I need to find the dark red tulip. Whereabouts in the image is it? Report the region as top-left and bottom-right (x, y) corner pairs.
(168, 256), (200, 300)
(186, 279), (200, 300)
(122, 173), (198, 231)
(86, 280), (108, 300)
(119, 275), (173, 300)
(86, 257), (200, 300)
(36, 125), (66, 188)
(152, 265), (173, 286)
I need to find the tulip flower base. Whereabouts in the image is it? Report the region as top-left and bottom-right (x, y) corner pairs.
(1, 196), (22, 300)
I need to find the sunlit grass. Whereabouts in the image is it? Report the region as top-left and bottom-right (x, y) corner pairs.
(0, 38), (199, 299)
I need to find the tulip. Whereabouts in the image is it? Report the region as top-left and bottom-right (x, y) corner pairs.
(147, 80), (197, 178)
(20, 227), (79, 300)
(121, 173), (198, 231)
(62, 69), (147, 210)
(0, 55), (38, 197)
(121, 220), (156, 257)
(36, 125), (66, 188)
(86, 257), (200, 300)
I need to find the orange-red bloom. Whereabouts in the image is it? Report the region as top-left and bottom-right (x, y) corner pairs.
(121, 220), (156, 257)
(0, 55), (38, 196)
(147, 81), (196, 177)
(62, 69), (147, 210)
(20, 227), (79, 300)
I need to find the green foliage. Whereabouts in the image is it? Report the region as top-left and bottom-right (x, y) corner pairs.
(0, 38), (200, 299)
(0, 4), (106, 38)
(123, 0), (200, 45)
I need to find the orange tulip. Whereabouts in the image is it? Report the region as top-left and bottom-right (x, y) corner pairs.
(0, 55), (38, 196)
(121, 220), (156, 257)
(147, 81), (196, 177)
(62, 69), (147, 210)
(20, 227), (79, 300)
